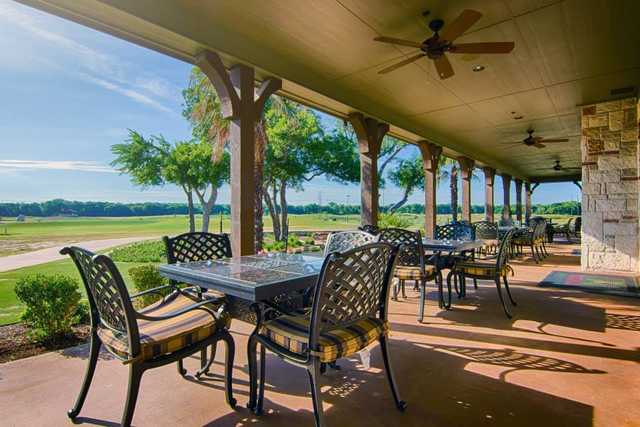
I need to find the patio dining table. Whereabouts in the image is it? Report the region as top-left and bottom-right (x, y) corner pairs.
(159, 252), (326, 412)
(422, 238), (485, 253)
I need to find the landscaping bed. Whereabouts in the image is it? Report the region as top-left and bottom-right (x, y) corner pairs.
(0, 322), (89, 363)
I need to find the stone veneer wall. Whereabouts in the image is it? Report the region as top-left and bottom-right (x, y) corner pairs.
(581, 97), (639, 272)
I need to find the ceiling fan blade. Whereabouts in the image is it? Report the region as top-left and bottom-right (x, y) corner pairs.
(434, 54), (454, 79)
(540, 138), (569, 143)
(378, 53), (426, 74)
(533, 142), (546, 149)
(373, 36), (423, 48)
(450, 42), (515, 54)
(439, 9), (482, 42)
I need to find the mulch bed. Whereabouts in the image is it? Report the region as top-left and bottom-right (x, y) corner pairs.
(0, 323), (90, 364)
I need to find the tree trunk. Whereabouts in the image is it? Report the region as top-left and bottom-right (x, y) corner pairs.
(279, 180), (288, 242)
(450, 166), (459, 222)
(389, 188), (410, 213)
(254, 121), (266, 252)
(264, 183), (281, 241)
(195, 186), (218, 233)
(183, 187), (196, 233)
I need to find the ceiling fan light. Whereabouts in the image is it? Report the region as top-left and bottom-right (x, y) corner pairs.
(472, 65), (485, 72)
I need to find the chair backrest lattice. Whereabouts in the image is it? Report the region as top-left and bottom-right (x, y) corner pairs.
(435, 222), (475, 241)
(358, 224), (380, 235)
(377, 228), (424, 268)
(497, 229), (516, 271)
(310, 243), (397, 339)
(324, 231), (376, 257)
(473, 221), (498, 240)
(62, 246), (140, 356)
(164, 232), (232, 264)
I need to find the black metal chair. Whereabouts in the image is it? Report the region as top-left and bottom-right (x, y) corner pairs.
(163, 232), (232, 377)
(358, 223), (380, 235)
(62, 246), (235, 427)
(249, 242), (405, 426)
(378, 228), (444, 318)
(435, 222), (475, 241)
(450, 229), (518, 318)
(323, 230), (376, 256)
(514, 220), (547, 262)
(473, 221), (499, 255)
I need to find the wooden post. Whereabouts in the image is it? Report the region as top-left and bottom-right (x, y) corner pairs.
(348, 113), (388, 227)
(419, 141), (442, 238)
(501, 173), (512, 222)
(483, 167), (495, 222)
(515, 178), (523, 224)
(196, 51), (281, 255)
(458, 157), (475, 223)
(525, 181), (532, 224)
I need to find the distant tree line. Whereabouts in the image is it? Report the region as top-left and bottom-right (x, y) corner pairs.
(0, 199), (581, 218)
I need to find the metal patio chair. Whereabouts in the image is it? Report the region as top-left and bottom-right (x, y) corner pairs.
(449, 229), (518, 318)
(164, 232), (232, 377)
(323, 230), (377, 257)
(473, 221), (499, 255)
(378, 228), (444, 317)
(62, 246), (235, 427)
(514, 219), (547, 262)
(358, 223), (381, 235)
(249, 242), (405, 426)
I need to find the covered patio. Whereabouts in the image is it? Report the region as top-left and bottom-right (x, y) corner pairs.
(2, 241), (639, 426)
(4, 0), (640, 426)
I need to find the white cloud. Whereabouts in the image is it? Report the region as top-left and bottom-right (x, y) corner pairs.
(0, 160), (116, 173)
(0, 2), (177, 114)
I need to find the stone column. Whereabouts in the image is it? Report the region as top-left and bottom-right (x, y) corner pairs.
(525, 181), (532, 224)
(348, 113), (389, 227)
(501, 174), (512, 222)
(515, 179), (523, 223)
(483, 167), (495, 222)
(581, 97), (639, 272)
(419, 141), (442, 238)
(458, 157), (475, 223)
(197, 51), (281, 256)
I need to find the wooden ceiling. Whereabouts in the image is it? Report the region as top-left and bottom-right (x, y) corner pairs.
(19, 0), (640, 181)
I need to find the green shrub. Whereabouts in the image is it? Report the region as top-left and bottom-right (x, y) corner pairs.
(14, 274), (82, 340)
(128, 264), (170, 308)
(304, 237), (315, 245)
(74, 301), (91, 325)
(378, 212), (413, 229)
(264, 241), (286, 252)
(287, 235), (304, 248)
(110, 240), (166, 263)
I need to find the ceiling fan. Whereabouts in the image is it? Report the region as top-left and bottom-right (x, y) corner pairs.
(373, 9), (515, 79)
(502, 129), (570, 149)
(535, 160), (581, 172)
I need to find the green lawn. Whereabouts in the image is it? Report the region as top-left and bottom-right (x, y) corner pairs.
(0, 258), (147, 325)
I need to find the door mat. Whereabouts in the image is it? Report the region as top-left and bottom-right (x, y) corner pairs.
(539, 271), (639, 298)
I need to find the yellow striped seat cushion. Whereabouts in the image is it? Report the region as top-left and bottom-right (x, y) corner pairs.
(456, 261), (512, 278)
(394, 265), (435, 280)
(260, 315), (387, 363)
(97, 293), (230, 362)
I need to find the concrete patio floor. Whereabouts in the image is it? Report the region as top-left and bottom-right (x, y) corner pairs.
(1, 242), (639, 426)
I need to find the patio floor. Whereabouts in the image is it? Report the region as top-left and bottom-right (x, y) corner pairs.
(1, 242), (639, 426)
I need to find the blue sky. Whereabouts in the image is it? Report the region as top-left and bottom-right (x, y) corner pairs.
(0, 2), (579, 207)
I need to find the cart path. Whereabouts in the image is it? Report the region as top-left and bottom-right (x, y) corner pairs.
(0, 236), (155, 272)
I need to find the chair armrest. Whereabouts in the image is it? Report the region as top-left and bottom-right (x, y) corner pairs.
(130, 284), (176, 300)
(135, 298), (223, 322)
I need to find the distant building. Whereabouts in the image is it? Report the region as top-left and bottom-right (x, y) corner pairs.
(16, 214), (26, 222)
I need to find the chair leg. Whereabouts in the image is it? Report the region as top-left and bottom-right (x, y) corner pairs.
(177, 359), (187, 376)
(306, 358), (325, 427)
(220, 332), (237, 408)
(247, 334), (258, 411)
(418, 278), (426, 322)
(443, 272), (452, 310)
(392, 279), (399, 301)
(256, 344), (266, 415)
(494, 278), (512, 319)
(401, 280), (407, 298)
(121, 363), (144, 427)
(530, 244), (538, 263)
(503, 275), (517, 306)
(68, 332), (101, 419)
(379, 335), (407, 412)
(473, 278), (478, 290)
(195, 342), (217, 379)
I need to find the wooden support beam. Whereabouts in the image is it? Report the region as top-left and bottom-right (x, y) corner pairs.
(458, 157), (475, 223)
(515, 178), (523, 223)
(196, 51), (281, 256)
(483, 167), (495, 223)
(501, 173), (512, 222)
(525, 181), (532, 224)
(348, 112), (388, 227)
(419, 141), (442, 238)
